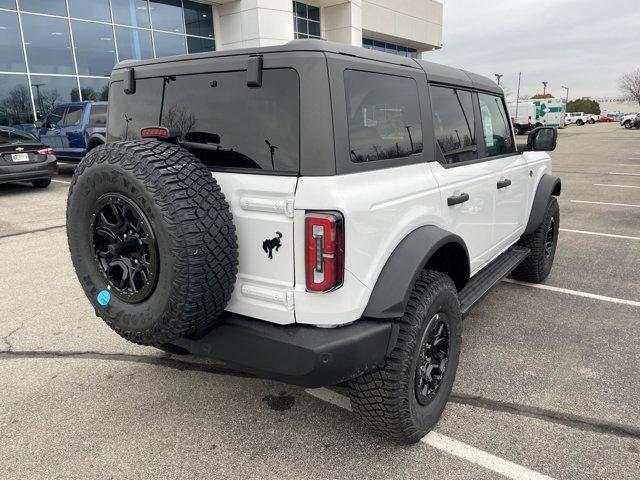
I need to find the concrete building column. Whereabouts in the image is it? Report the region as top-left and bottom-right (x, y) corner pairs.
(214, 0), (295, 50)
(322, 1), (362, 47)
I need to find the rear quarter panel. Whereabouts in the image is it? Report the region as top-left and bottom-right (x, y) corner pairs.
(293, 162), (443, 326)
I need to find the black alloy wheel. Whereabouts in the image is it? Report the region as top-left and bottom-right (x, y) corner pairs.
(90, 193), (159, 303)
(544, 217), (556, 258)
(415, 313), (450, 406)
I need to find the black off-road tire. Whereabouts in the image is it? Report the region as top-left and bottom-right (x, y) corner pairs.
(512, 197), (559, 283)
(66, 140), (238, 346)
(576, 119), (584, 126)
(349, 270), (462, 444)
(32, 178), (51, 188)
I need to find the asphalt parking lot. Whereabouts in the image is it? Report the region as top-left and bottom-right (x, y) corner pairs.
(1, 122), (639, 479)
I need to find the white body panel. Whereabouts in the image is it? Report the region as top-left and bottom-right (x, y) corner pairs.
(293, 163), (442, 326)
(215, 172), (298, 325)
(429, 161), (497, 273)
(492, 154), (531, 253)
(215, 152), (550, 327)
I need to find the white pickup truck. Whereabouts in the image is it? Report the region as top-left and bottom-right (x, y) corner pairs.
(565, 112), (590, 126)
(620, 112), (640, 128)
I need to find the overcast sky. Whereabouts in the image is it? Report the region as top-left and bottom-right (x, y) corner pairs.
(424, 0), (640, 100)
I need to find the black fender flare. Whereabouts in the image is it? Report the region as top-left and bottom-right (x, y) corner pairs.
(524, 174), (561, 234)
(363, 226), (469, 319)
(87, 133), (106, 150)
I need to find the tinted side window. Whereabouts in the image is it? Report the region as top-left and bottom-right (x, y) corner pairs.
(429, 86), (477, 165)
(46, 106), (66, 127)
(63, 105), (83, 126)
(478, 93), (515, 157)
(161, 69), (300, 172)
(89, 104), (107, 125)
(107, 78), (163, 141)
(345, 70), (422, 163)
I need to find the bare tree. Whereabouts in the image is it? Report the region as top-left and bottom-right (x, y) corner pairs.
(0, 84), (32, 123)
(619, 69), (640, 106)
(163, 104), (197, 136)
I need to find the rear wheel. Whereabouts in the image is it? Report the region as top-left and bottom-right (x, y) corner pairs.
(576, 119), (584, 126)
(32, 178), (51, 188)
(514, 125), (522, 135)
(512, 197), (559, 283)
(623, 121), (632, 129)
(67, 140), (238, 346)
(349, 270), (462, 444)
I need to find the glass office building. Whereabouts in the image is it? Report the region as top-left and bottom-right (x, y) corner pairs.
(0, 0), (215, 127)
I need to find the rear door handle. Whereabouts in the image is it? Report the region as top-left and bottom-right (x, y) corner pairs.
(447, 193), (470, 206)
(497, 179), (512, 189)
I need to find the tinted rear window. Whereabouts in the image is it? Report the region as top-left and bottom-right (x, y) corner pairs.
(161, 69), (299, 172)
(107, 69), (300, 173)
(107, 78), (164, 141)
(89, 104), (107, 125)
(344, 70), (422, 163)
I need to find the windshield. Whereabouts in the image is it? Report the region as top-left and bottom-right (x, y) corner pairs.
(0, 128), (38, 144)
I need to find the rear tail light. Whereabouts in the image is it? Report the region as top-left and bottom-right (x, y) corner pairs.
(140, 127), (171, 138)
(305, 212), (344, 292)
(36, 147), (54, 155)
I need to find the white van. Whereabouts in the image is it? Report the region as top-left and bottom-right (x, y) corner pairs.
(507, 101), (535, 135)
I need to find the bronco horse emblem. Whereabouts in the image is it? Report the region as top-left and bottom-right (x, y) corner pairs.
(262, 232), (283, 260)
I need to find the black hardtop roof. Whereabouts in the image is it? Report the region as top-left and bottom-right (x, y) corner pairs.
(114, 39), (502, 95)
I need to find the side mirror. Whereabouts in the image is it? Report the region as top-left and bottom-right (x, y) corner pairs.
(518, 127), (557, 152)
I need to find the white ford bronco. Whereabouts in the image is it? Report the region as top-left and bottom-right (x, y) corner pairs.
(66, 40), (561, 443)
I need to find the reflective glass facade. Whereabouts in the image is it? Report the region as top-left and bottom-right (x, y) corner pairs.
(0, 0), (215, 127)
(363, 37), (418, 58)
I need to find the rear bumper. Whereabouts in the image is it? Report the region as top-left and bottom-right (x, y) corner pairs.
(0, 157), (57, 183)
(170, 314), (398, 388)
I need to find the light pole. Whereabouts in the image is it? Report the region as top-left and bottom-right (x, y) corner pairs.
(494, 74), (503, 85)
(542, 81), (548, 95)
(32, 83), (45, 118)
(561, 85), (569, 104)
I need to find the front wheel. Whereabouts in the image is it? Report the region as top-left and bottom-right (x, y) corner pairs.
(514, 125), (522, 135)
(576, 119), (584, 126)
(349, 270), (462, 444)
(512, 197), (559, 283)
(589, 118), (596, 124)
(624, 121), (632, 129)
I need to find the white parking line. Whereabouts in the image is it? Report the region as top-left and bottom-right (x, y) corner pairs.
(422, 432), (556, 480)
(305, 387), (352, 411)
(52, 179), (71, 184)
(594, 183), (640, 189)
(570, 200), (640, 208)
(617, 164), (640, 167)
(609, 172), (640, 176)
(560, 228), (640, 241)
(305, 388), (557, 480)
(503, 279), (640, 308)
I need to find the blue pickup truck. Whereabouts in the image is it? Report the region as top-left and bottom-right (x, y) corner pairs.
(35, 101), (107, 161)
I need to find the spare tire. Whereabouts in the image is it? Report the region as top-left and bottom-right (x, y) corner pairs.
(66, 140), (238, 346)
